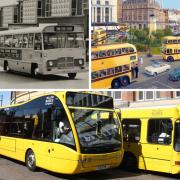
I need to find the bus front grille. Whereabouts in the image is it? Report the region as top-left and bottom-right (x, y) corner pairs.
(58, 57), (74, 69)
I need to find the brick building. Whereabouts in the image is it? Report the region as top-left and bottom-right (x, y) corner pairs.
(122, 0), (166, 30)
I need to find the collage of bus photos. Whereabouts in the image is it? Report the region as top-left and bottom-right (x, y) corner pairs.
(0, 0), (180, 180)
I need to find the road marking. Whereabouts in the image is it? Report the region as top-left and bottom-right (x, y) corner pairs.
(153, 81), (174, 89)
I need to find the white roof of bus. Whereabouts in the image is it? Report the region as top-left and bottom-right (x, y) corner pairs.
(0, 24), (57, 36)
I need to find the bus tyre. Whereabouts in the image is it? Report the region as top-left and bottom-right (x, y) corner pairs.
(112, 79), (121, 89)
(26, 150), (37, 171)
(120, 76), (130, 87)
(68, 73), (77, 79)
(122, 153), (137, 171)
(4, 61), (10, 72)
(31, 65), (39, 78)
(167, 56), (174, 62)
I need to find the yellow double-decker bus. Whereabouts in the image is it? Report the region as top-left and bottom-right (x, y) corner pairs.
(0, 91), (123, 174)
(92, 28), (107, 46)
(91, 43), (138, 89)
(118, 105), (180, 174)
(162, 36), (180, 62)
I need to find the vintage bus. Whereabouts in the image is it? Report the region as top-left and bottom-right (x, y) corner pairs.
(0, 25), (86, 79)
(91, 43), (138, 89)
(119, 106), (180, 174)
(162, 36), (180, 62)
(92, 28), (107, 46)
(0, 91), (123, 174)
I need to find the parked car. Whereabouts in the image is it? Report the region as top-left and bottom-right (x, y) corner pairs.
(145, 61), (171, 76)
(169, 66), (180, 81)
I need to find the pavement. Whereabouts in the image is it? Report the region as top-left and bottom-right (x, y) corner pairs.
(0, 67), (89, 89)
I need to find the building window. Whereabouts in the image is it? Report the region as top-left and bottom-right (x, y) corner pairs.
(14, 7), (18, 23)
(37, 0), (42, 17)
(176, 91), (180, 98)
(96, 0), (100, 5)
(114, 92), (121, 100)
(145, 91), (154, 100)
(155, 91), (161, 99)
(45, 0), (51, 17)
(136, 91), (144, 101)
(107, 91), (112, 97)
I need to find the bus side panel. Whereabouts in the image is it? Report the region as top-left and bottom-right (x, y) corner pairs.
(0, 137), (16, 152)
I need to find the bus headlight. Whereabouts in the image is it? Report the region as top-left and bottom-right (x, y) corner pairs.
(48, 61), (53, 67)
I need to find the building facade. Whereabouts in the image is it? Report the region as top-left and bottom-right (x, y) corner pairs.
(92, 0), (122, 24)
(122, 0), (166, 30)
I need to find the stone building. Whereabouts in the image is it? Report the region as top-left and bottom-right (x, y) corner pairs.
(122, 0), (166, 30)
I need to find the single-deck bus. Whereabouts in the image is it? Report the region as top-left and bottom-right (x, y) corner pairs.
(118, 106), (180, 174)
(0, 91), (123, 174)
(91, 43), (138, 89)
(0, 25), (86, 79)
(162, 36), (180, 62)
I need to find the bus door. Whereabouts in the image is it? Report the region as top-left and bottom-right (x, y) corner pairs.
(144, 118), (173, 173)
(30, 33), (43, 71)
(48, 107), (76, 172)
(122, 119), (142, 168)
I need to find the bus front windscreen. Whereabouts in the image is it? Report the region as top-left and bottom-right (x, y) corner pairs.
(69, 109), (122, 154)
(43, 33), (84, 49)
(174, 121), (180, 152)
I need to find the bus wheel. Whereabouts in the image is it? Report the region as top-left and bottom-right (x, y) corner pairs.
(122, 152), (137, 171)
(4, 61), (10, 72)
(26, 150), (37, 171)
(167, 56), (174, 62)
(31, 64), (39, 78)
(68, 73), (77, 79)
(120, 76), (130, 87)
(111, 79), (121, 89)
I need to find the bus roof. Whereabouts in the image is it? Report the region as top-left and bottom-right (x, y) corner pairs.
(163, 36), (180, 40)
(0, 24), (82, 36)
(120, 105), (180, 119)
(92, 43), (136, 51)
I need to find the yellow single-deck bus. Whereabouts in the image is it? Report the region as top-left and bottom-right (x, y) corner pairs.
(162, 36), (180, 62)
(0, 91), (123, 174)
(119, 106), (180, 174)
(92, 28), (107, 46)
(0, 24), (86, 79)
(91, 43), (138, 89)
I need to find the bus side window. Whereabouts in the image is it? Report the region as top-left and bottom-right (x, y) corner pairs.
(22, 34), (28, 48)
(28, 34), (34, 48)
(147, 119), (172, 144)
(122, 119), (141, 143)
(0, 36), (4, 47)
(34, 33), (42, 50)
(4, 35), (13, 48)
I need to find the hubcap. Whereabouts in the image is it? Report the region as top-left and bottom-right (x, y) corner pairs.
(28, 153), (35, 168)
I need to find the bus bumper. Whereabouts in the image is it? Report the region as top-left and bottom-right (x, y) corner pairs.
(40, 66), (87, 75)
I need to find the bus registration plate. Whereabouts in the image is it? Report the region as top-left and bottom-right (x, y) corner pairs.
(96, 165), (110, 170)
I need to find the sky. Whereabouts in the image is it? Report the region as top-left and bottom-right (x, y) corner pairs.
(164, 0), (180, 9)
(0, 91), (11, 106)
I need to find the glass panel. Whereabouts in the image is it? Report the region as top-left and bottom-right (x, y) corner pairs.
(4, 35), (13, 47)
(174, 121), (180, 152)
(69, 109), (122, 154)
(147, 119), (172, 145)
(28, 33), (34, 48)
(12, 34), (23, 48)
(122, 119), (141, 143)
(34, 33), (42, 50)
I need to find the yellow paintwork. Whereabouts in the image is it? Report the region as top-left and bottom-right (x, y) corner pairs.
(120, 105), (180, 174)
(92, 29), (107, 45)
(0, 92), (124, 174)
(92, 43), (137, 89)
